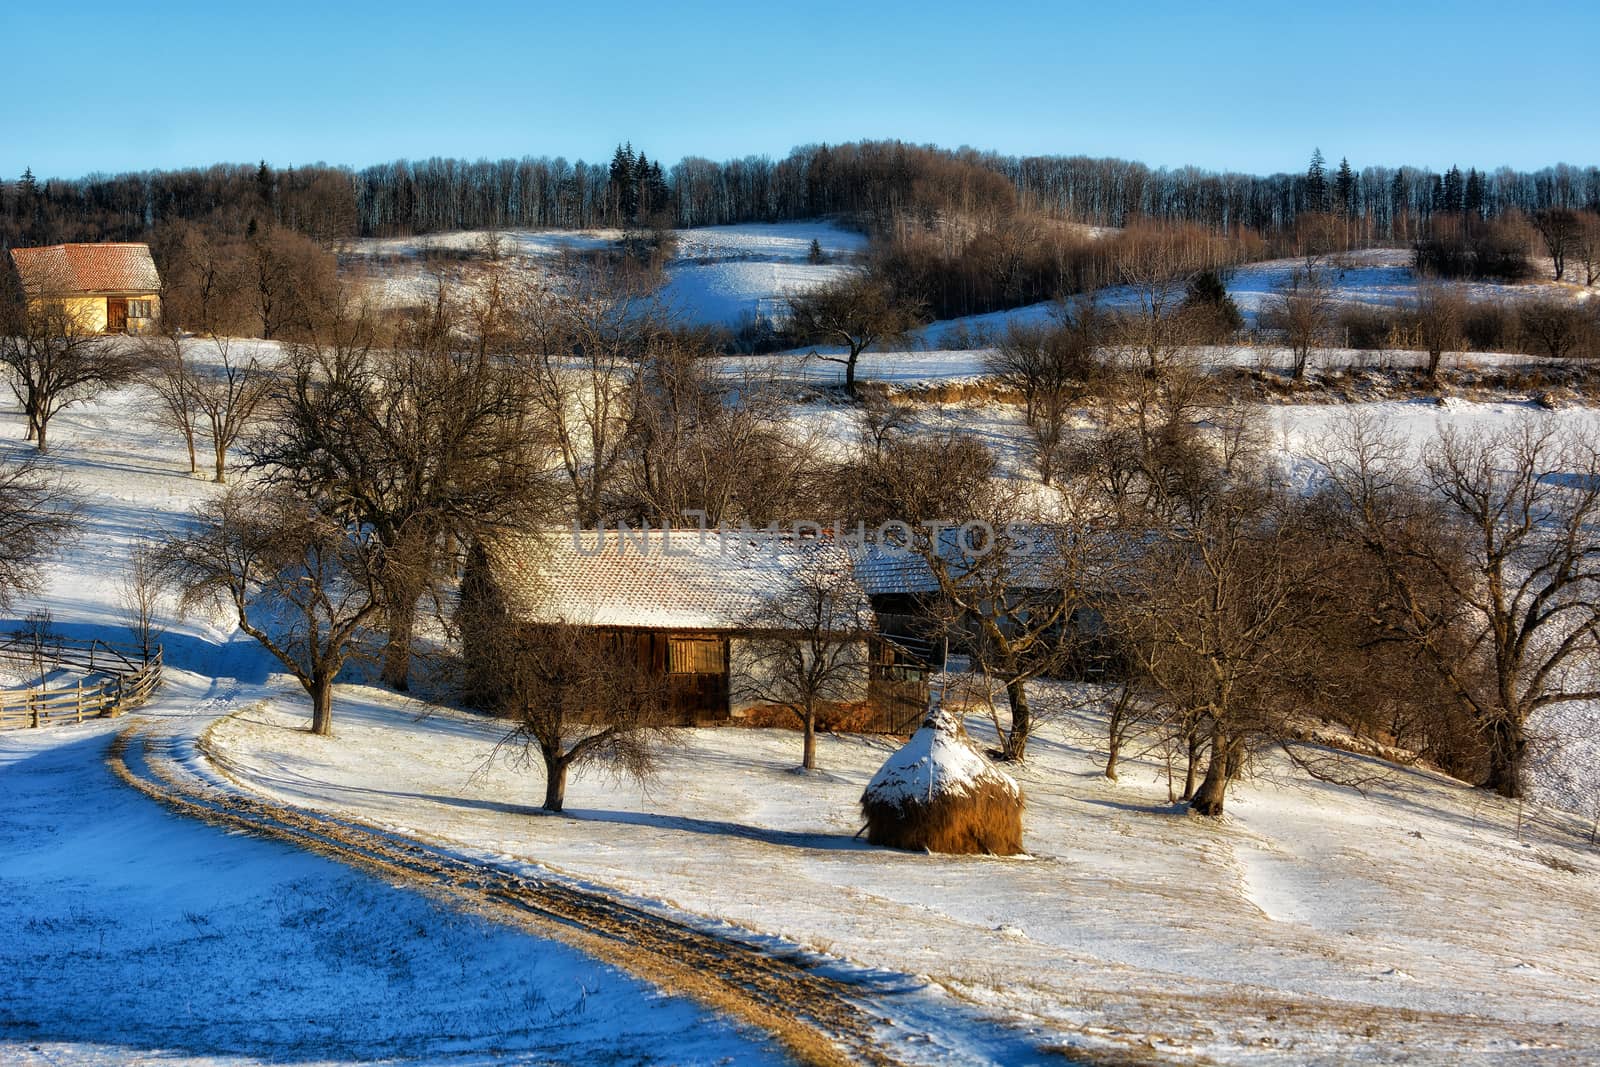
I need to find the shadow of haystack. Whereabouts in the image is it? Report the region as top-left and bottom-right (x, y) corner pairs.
(860, 707), (1024, 856)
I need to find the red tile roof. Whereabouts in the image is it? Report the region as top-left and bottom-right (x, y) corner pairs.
(10, 243), (160, 295)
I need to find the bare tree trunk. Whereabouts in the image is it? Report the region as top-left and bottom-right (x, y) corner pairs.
(213, 436), (228, 483)
(1181, 726), (1200, 801)
(309, 672), (334, 736)
(1190, 722), (1230, 817)
(801, 709), (818, 771)
(844, 344), (862, 398)
(1002, 677), (1031, 761)
(380, 587), (420, 691)
(184, 429), (197, 474)
(543, 750), (569, 812)
(1105, 688), (1131, 780)
(1483, 715), (1526, 799)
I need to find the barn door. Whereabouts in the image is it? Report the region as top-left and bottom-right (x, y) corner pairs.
(106, 298), (128, 333)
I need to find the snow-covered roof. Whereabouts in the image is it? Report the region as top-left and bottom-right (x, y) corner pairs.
(849, 524), (1075, 597)
(862, 707), (1019, 810)
(484, 528), (873, 631)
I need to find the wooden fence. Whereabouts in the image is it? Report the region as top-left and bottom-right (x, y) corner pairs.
(0, 636), (164, 731)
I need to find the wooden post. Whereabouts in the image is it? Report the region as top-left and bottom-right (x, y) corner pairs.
(30, 690), (39, 729)
(76, 679), (83, 723)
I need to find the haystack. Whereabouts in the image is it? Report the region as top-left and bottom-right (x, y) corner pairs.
(860, 707), (1024, 855)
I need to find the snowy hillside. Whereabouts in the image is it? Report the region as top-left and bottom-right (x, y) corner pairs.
(345, 220), (867, 327)
(915, 247), (1587, 349)
(205, 685), (1600, 1066)
(5, 338), (1600, 1064)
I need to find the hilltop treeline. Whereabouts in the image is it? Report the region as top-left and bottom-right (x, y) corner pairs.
(4, 142), (1597, 250)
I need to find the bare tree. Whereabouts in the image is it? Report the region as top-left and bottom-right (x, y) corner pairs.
(1519, 299), (1589, 360)
(1411, 284), (1468, 379)
(139, 332), (203, 474)
(622, 345), (814, 527)
(1263, 257), (1334, 379)
(152, 221), (250, 334)
(1, 298), (142, 452)
(985, 304), (1102, 425)
(510, 275), (649, 525)
(1319, 416), (1600, 798)
(118, 537), (166, 661)
(487, 623), (676, 812)
(1108, 235), (1202, 377)
(191, 336), (272, 483)
(1532, 209), (1582, 282)
(786, 275), (922, 397)
(855, 392), (915, 457)
(1574, 213), (1600, 288)
(1109, 481), (1333, 816)
(1100, 679), (1144, 781)
(11, 609), (63, 687)
(0, 451), (77, 608)
(253, 290), (549, 690)
(733, 558), (874, 771)
(162, 488), (383, 736)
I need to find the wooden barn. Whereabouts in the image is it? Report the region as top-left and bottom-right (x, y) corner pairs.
(850, 525), (1117, 678)
(462, 529), (929, 729)
(9, 243), (162, 334)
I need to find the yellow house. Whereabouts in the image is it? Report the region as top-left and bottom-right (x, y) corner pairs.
(9, 242), (162, 334)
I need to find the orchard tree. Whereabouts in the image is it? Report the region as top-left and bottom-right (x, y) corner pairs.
(0, 450), (77, 608)
(486, 623), (675, 812)
(1320, 416), (1600, 799)
(787, 274), (922, 397)
(163, 488), (383, 736)
(1, 295), (141, 452)
(734, 555), (873, 771)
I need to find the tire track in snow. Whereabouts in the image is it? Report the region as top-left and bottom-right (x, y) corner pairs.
(108, 723), (1067, 1067)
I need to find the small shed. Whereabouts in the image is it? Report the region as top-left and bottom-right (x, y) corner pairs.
(9, 243), (162, 334)
(462, 528), (928, 727)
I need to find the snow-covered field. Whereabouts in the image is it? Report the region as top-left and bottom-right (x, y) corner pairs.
(344, 221), (868, 328)
(205, 686), (1600, 1066)
(0, 711), (783, 1066)
(915, 247), (1589, 349)
(0, 385), (788, 1066)
(6, 337), (1600, 1063)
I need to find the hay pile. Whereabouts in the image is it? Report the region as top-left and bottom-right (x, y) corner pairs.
(860, 707), (1024, 855)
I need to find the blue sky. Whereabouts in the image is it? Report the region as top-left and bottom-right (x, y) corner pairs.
(3, 0), (1596, 181)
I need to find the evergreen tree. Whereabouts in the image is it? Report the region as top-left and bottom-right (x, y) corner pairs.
(1464, 168), (1486, 219)
(633, 150), (652, 219)
(1305, 148), (1329, 212)
(647, 160), (669, 219)
(808, 237), (825, 264)
(1333, 157), (1356, 218)
(255, 160), (275, 210)
(608, 143), (639, 224)
(1442, 165), (1464, 214)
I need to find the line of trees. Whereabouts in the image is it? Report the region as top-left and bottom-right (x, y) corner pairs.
(6, 142), (1596, 251)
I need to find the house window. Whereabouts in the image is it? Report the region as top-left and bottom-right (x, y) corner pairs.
(128, 299), (153, 318)
(668, 637), (724, 674)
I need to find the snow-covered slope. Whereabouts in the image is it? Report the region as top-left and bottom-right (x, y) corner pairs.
(207, 684), (1600, 1066)
(7, 338), (1600, 1065)
(347, 220), (868, 328)
(0, 379), (785, 1067)
(916, 247), (1587, 349)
